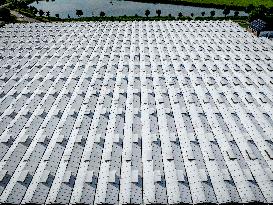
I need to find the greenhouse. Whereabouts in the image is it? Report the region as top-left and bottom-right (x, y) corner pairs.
(0, 21), (273, 204)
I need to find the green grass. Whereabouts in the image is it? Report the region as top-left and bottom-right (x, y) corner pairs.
(126, 0), (273, 10)
(171, 0), (273, 8)
(236, 21), (249, 28)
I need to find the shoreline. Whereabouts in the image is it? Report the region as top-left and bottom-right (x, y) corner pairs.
(15, 10), (249, 23)
(123, 0), (245, 11)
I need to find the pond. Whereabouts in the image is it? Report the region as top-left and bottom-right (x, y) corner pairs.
(30, 0), (248, 18)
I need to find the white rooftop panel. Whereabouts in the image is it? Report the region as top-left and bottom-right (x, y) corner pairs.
(0, 21), (273, 204)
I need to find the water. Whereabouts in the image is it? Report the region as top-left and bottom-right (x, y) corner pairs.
(30, 0), (247, 18)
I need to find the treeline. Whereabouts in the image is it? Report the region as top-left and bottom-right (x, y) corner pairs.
(8, 6), (251, 23)
(0, 7), (16, 22)
(24, 8), (246, 20)
(2, 0), (273, 26)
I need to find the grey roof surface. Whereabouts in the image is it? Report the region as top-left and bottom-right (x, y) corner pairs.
(0, 21), (273, 204)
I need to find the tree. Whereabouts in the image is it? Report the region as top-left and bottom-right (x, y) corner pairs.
(76, 9), (83, 17)
(210, 10), (215, 17)
(248, 6), (266, 21)
(38, 9), (44, 16)
(156, 9), (161, 17)
(245, 4), (254, 13)
(46, 11), (50, 18)
(18, 1), (28, 9)
(258, 5), (267, 14)
(201, 11), (205, 16)
(33, 8), (38, 15)
(100, 11), (105, 17)
(178, 12), (183, 18)
(223, 7), (230, 17)
(249, 10), (260, 21)
(234, 10), (239, 17)
(9, 0), (16, 9)
(29, 6), (35, 11)
(55, 13), (59, 18)
(269, 7), (273, 14)
(145, 9), (150, 17)
(0, 8), (11, 21)
(10, 0), (18, 8)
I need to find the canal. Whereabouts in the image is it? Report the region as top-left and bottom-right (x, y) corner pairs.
(30, 0), (248, 18)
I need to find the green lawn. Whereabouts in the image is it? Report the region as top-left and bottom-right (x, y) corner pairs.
(170, 0), (273, 8)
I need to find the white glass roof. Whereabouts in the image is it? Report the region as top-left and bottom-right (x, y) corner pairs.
(0, 21), (273, 204)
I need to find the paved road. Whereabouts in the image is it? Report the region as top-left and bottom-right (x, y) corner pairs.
(11, 10), (41, 22)
(1, 1), (41, 23)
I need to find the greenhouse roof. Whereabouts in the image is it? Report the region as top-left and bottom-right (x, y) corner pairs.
(0, 21), (273, 204)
